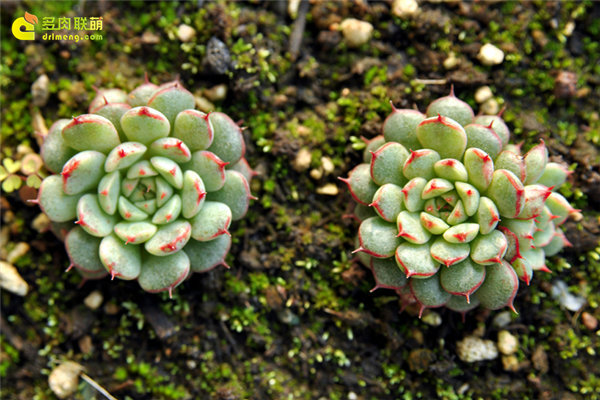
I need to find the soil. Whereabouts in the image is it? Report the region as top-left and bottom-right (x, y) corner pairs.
(1, 1), (599, 399)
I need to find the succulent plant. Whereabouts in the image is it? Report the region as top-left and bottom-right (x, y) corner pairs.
(34, 79), (255, 296)
(341, 89), (578, 316)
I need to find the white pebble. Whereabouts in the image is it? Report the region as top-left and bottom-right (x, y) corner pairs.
(7, 242), (30, 264)
(31, 74), (50, 107)
(340, 19), (373, 48)
(477, 43), (504, 66)
(497, 330), (519, 355)
(421, 311), (442, 327)
(177, 24), (196, 42)
(321, 157), (335, 175)
(293, 148), (312, 172)
(288, 0), (301, 19)
(48, 361), (84, 399)
(0, 261), (29, 296)
(551, 280), (586, 312)
(316, 183), (339, 196)
(443, 52), (459, 70)
(492, 311), (512, 328)
(474, 86), (493, 104)
(392, 0), (419, 18)
(84, 290), (104, 310)
(456, 335), (498, 363)
(481, 98), (499, 115)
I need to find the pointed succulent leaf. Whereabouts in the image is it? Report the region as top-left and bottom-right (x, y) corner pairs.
(433, 159), (468, 182)
(62, 114), (121, 154)
(463, 148), (494, 192)
(440, 190), (459, 207)
(382, 108), (425, 150)
(147, 83), (196, 124)
(423, 198), (440, 217)
(207, 112), (245, 164)
(473, 115), (510, 146)
(138, 251), (190, 295)
(118, 196), (148, 221)
(470, 230), (508, 265)
(186, 151), (228, 192)
(545, 192), (577, 225)
(149, 137), (192, 163)
(173, 109), (214, 151)
(207, 170), (250, 221)
(402, 149), (440, 180)
(464, 123), (503, 159)
(104, 142), (147, 173)
(474, 260), (519, 312)
(152, 194), (182, 225)
(426, 92), (474, 127)
(340, 164), (378, 206)
(150, 156), (183, 189)
(410, 274), (451, 314)
(523, 140), (548, 185)
(401, 177), (427, 212)
(430, 236), (470, 267)
(120, 178), (139, 197)
(65, 226), (105, 273)
(76, 194), (118, 237)
(190, 201), (232, 241)
(495, 150), (527, 182)
(114, 221), (158, 244)
(134, 199), (157, 214)
(443, 223), (480, 244)
(543, 230), (569, 257)
(446, 200), (468, 225)
(421, 178), (453, 199)
(99, 234), (142, 280)
(521, 248), (548, 272)
(511, 257), (533, 285)
(440, 258), (485, 302)
(89, 88), (128, 112)
(144, 220), (192, 256)
(227, 157), (256, 183)
(397, 211), (431, 244)
(455, 182), (480, 217)
(363, 136), (386, 163)
(155, 177), (174, 207)
(61, 151), (106, 195)
(516, 184), (552, 220)
(120, 106), (170, 145)
(533, 222), (555, 248)
(127, 82), (159, 107)
(356, 217), (400, 258)
(370, 183), (404, 222)
(355, 203), (377, 220)
(416, 115), (467, 159)
(420, 212), (450, 235)
(370, 257), (408, 291)
(537, 162), (569, 190)
(487, 169), (525, 218)
(476, 196), (500, 234)
(97, 171), (120, 215)
(535, 206), (553, 230)
(370, 142), (409, 186)
(181, 170), (208, 219)
(395, 242), (439, 278)
(41, 119), (76, 173)
(94, 102), (132, 141)
(126, 160), (158, 179)
(185, 235), (231, 273)
(446, 294), (480, 313)
(500, 219), (535, 251)
(39, 175), (79, 222)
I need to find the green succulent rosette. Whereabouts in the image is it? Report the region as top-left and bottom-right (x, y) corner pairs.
(342, 89), (577, 316)
(37, 80), (255, 296)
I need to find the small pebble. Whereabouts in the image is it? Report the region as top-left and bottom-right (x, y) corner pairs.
(443, 52), (459, 70)
(492, 311), (512, 328)
(288, 0), (300, 19)
(321, 157), (335, 175)
(31, 74), (50, 107)
(205, 37), (231, 74)
(501, 355), (519, 372)
(0, 261), (29, 296)
(392, 0), (419, 18)
(348, 392), (358, 400)
(48, 361), (84, 399)
(474, 86), (493, 104)
(497, 330), (519, 355)
(84, 290), (104, 310)
(32, 213), (51, 233)
(421, 310), (442, 327)
(581, 312), (598, 330)
(78, 335), (93, 355)
(456, 335), (498, 363)
(186, 360), (197, 369)
(195, 96), (215, 113)
(477, 43), (504, 66)
(293, 148), (312, 172)
(551, 280), (586, 312)
(104, 302), (119, 315)
(7, 242), (30, 264)
(531, 345), (549, 374)
(177, 24), (196, 42)
(141, 31), (160, 44)
(310, 168), (323, 180)
(339, 19), (373, 48)
(481, 98), (499, 115)
(316, 183), (339, 196)
(204, 84), (227, 102)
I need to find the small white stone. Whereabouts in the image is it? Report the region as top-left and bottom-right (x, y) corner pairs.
(195, 96), (215, 113)
(48, 361), (84, 399)
(477, 43), (504, 66)
(204, 84), (227, 102)
(348, 392), (358, 400)
(492, 311), (512, 328)
(481, 98), (499, 115)
(456, 335), (498, 363)
(7, 242), (30, 264)
(177, 24), (196, 42)
(563, 21), (575, 37)
(321, 157), (335, 175)
(551, 280), (586, 312)
(443, 52), (459, 70)
(288, 0), (301, 19)
(340, 19), (373, 48)
(31, 74), (50, 107)
(316, 183), (339, 196)
(421, 311), (442, 326)
(293, 148), (312, 172)
(392, 0), (419, 18)
(32, 213), (51, 233)
(84, 290), (104, 310)
(0, 261), (29, 296)
(474, 86), (493, 104)
(310, 168), (323, 180)
(497, 330), (519, 355)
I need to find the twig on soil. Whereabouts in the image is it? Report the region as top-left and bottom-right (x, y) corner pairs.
(289, 0), (310, 61)
(412, 78), (448, 85)
(80, 373), (119, 400)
